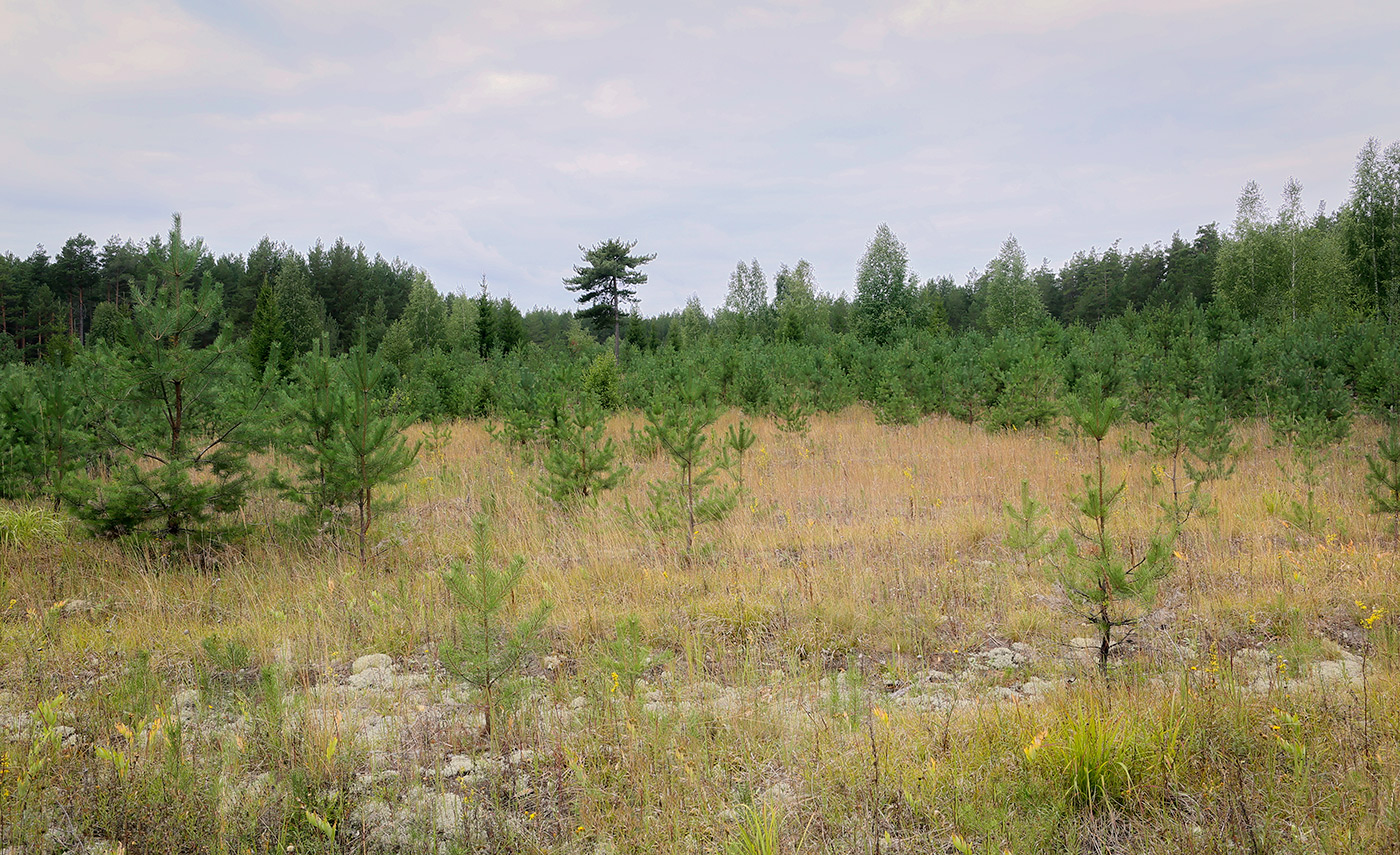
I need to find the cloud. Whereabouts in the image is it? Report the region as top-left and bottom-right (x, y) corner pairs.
(467, 71), (557, 102)
(3, 0), (1400, 314)
(829, 59), (902, 87)
(584, 79), (647, 118)
(554, 152), (646, 176)
(0, 1), (292, 94)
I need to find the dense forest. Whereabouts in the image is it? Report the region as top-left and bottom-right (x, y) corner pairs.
(1, 138), (1398, 540)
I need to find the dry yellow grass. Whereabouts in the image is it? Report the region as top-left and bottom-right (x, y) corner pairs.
(1, 408), (1397, 853)
(3, 408), (1395, 679)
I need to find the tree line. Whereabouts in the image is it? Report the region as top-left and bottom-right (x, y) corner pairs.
(0, 139), (1397, 550)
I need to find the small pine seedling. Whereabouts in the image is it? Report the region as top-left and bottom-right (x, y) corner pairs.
(536, 399), (627, 505)
(724, 420), (757, 491)
(1058, 379), (1173, 676)
(1004, 479), (1053, 574)
(440, 512), (551, 741)
(1366, 418), (1400, 546)
(643, 384), (738, 555)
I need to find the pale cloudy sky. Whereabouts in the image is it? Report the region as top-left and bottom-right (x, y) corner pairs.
(3, 0), (1398, 312)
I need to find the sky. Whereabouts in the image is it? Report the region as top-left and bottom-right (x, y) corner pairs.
(3, 0), (1399, 314)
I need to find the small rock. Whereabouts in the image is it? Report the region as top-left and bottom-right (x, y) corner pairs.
(353, 653), (393, 674)
(442, 754), (475, 777)
(976, 647), (1019, 670)
(569, 696), (587, 709)
(1312, 657), (1363, 685)
(984, 687), (1021, 703)
(1018, 677), (1058, 698)
(509, 748), (534, 765)
(349, 667), (395, 690)
(541, 655), (563, 671)
(358, 714), (398, 746)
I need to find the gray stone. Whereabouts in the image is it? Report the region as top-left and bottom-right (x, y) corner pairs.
(1018, 677), (1058, 698)
(349, 667), (395, 690)
(442, 754), (475, 776)
(352, 653), (393, 675)
(1312, 655), (1363, 686)
(977, 647), (1019, 670)
(358, 714), (398, 746)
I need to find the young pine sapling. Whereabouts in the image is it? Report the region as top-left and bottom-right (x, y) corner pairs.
(723, 420), (757, 492)
(642, 384), (738, 555)
(1268, 351), (1351, 538)
(1366, 417), (1400, 547)
(439, 512), (551, 741)
(536, 399), (628, 505)
(1058, 382), (1173, 676)
(1004, 479), (1053, 576)
(1148, 391), (1236, 534)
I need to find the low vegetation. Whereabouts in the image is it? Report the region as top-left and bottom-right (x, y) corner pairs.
(1, 409), (1397, 853)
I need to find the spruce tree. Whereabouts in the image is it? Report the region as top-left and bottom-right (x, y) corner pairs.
(246, 278), (283, 375)
(273, 259), (325, 360)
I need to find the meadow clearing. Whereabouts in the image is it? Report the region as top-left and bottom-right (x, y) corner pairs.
(0, 408), (1397, 854)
